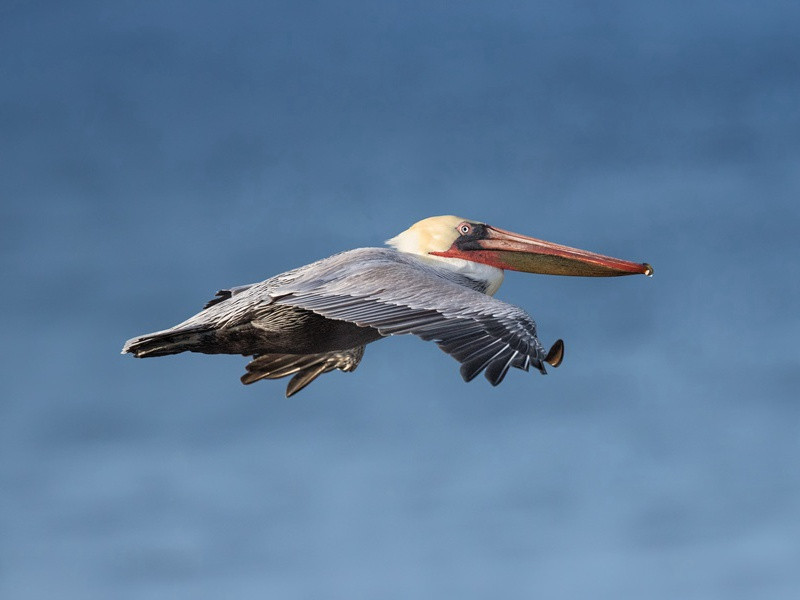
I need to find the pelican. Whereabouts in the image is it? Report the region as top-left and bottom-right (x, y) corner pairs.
(123, 216), (652, 396)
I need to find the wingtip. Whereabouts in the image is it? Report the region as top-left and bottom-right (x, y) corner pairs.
(545, 339), (564, 368)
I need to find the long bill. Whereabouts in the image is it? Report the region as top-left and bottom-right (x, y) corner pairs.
(438, 225), (653, 277)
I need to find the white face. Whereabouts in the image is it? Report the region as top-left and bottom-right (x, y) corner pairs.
(386, 216), (504, 295)
(385, 215), (472, 255)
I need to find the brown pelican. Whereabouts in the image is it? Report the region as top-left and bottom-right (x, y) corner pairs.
(123, 216), (652, 396)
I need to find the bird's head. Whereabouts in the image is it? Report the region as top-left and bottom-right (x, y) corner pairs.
(387, 215), (653, 277)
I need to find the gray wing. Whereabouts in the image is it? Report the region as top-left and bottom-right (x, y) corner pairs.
(272, 250), (555, 385)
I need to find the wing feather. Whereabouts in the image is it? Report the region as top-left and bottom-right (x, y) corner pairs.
(459, 341), (511, 382)
(271, 251), (553, 384)
(484, 349), (517, 385)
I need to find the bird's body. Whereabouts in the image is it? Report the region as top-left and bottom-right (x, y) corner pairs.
(123, 216), (651, 396)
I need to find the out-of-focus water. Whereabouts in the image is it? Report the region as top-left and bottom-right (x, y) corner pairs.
(2, 1), (798, 598)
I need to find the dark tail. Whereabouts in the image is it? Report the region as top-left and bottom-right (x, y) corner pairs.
(122, 326), (210, 358)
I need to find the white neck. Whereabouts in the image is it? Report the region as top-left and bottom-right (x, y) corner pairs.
(395, 248), (505, 296)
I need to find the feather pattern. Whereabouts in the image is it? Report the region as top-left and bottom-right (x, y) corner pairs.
(241, 347), (365, 397)
(269, 249), (551, 384)
(123, 247), (560, 392)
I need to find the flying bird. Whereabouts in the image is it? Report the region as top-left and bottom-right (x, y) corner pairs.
(122, 216), (652, 396)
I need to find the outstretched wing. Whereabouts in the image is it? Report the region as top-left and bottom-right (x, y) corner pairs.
(273, 252), (560, 386)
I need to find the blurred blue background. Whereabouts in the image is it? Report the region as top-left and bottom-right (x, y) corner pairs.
(2, 1), (798, 598)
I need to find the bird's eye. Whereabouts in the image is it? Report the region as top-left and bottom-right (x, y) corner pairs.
(459, 223), (471, 235)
